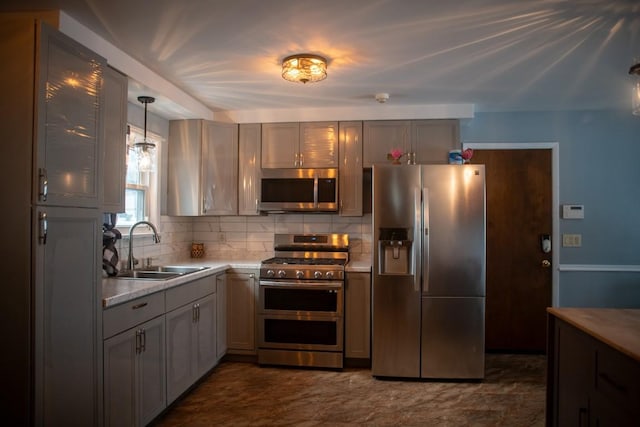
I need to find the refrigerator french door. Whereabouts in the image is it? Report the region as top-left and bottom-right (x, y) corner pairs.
(372, 164), (486, 379)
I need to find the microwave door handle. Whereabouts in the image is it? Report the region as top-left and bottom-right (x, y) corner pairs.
(313, 175), (318, 208)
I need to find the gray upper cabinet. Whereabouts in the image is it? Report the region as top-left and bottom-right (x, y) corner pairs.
(339, 121), (363, 216)
(36, 23), (104, 208)
(202, 121), (238, 215)
(363, 121), (411, 167)
(411, 119), (460, 164)
(300, 122), (339, 168)
(261, 122), (298, 168)
(262, 122), (338, 168)
(102, 65), (128, 213)
(238, 123), (262, 215)
(363, 120), (459, 166)
(166, 119), (238, 216)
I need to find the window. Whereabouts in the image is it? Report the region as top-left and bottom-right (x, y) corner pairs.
(117, 125), (161, 229)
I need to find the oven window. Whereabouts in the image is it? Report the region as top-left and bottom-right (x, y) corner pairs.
(264, 287), (338, 312)
(264, 319), (337, 345)
(261, 178), (314, 202)
(317, 178), (336, 203)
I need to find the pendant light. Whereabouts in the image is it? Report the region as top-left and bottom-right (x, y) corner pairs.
(630, 60), (640, 116)
(132, 96), (156, 172)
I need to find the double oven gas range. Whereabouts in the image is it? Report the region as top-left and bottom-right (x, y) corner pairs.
(258, 233), (349, 369)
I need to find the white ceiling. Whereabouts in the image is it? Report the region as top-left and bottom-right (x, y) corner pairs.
(4, 0), (640, 119)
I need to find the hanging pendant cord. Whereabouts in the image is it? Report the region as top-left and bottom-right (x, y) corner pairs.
(137, 96), (155, 142)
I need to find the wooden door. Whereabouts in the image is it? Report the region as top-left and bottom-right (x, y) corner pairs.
(472, 149), (552, 352)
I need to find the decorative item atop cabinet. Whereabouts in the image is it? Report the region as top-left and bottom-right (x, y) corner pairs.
(165, 119), (238, 216)
(262, 122), (338, 168)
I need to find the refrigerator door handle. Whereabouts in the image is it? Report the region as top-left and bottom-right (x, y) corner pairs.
(413, 187), (421, 293)
(422, 187), (430, 294)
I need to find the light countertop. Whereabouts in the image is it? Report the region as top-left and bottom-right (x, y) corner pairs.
(102, 260), (261, 308)
(547, 307), (640, 362)
(103, 256), (372, 308)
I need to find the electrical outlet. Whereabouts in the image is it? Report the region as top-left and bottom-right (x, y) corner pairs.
(562, 234), (582, 247)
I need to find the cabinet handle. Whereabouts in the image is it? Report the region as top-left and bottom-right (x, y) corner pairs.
(299, 153), (304, 167)
(578, 407), (587, 427)
(197, 303), (200, 322)
(255, 198), (259, 214)
(131, 302), (148, 310)
(135, 329), (142, 354)
(249, 273), (255, 279)
(39, 168), (48, 202)
(39, 211), (48, 245)
(294, 152), (299, 167)
(141, 328), (146, 352)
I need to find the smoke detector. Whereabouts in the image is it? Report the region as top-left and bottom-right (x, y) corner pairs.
(375, 93), (389, 103)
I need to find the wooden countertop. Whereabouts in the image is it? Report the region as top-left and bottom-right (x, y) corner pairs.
(547, 307), (640, 363)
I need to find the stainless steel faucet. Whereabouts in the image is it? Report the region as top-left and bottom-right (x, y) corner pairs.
(127, 221), (161, 271)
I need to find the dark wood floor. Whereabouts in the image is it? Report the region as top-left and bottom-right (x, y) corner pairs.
(154, 353), (546, 426)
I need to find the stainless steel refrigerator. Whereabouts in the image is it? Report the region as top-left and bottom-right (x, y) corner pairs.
(372, 164), (486, 379)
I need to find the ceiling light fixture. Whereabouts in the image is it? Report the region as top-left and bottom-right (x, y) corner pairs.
(630, 60), (640, 116)
(132, 95), (156, 172)
(281, 54), (327, 84)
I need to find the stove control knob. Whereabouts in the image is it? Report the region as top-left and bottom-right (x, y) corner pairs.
(277, 270), (286, 278)
(266, 269), (275, 278)
(314, 271), (323, 279)
(325, 271), (334, 279)
(296, 270), (305, 279)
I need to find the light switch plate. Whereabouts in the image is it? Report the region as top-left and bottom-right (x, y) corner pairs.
(562, 234), (582, 247)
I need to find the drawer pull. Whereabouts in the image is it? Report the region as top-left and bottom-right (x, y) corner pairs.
(131, 302), (148, 310)
(599, 372), (628, 394)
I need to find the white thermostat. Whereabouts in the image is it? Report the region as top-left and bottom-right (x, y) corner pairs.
(562, 204), (584, 219)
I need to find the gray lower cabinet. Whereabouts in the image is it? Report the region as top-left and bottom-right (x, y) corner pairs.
(216, 273), (228, 361)
(103, 297), (166, 427)
(226, 270), (258, 354)
(345, 272), (371, 359)
(165, 275), (217, 404)
(104, 273), (227, 425)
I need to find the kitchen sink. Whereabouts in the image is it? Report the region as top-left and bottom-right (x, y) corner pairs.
(116, 266), (210, 280)
(137, 266), (210, 274)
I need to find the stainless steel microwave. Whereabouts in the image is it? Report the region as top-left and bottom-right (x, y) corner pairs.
(259, 168), (338, 212)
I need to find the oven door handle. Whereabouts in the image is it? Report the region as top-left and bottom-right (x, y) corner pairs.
(259, 280), (343, 290)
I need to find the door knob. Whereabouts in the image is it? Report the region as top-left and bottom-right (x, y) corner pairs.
(541, 260), (551, 268)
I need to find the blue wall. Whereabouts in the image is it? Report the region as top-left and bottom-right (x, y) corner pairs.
(461, 109), (640, 307)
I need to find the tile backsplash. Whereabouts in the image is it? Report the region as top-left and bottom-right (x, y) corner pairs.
(115, 214), (372, 268)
